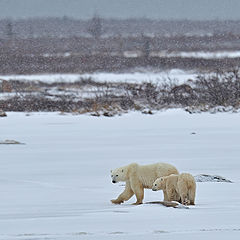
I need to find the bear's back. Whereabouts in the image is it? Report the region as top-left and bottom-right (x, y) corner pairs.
(179, 173), (196, 188)
(156, 162), (179, 177)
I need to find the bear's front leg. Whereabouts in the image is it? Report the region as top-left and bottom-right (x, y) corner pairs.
(132, 188), (144, 205)
(111, 181), (134, 204)
(111, 199), (124, 204)
(168, 189), (178, 202)
(163, 190), (169, 201)
(130, 177), (144, 205)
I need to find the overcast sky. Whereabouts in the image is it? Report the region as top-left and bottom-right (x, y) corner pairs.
(0, 0), (239, 20)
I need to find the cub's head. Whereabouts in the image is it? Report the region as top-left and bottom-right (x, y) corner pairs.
(110, 167), (127, 183)
(152, 177), (166, 191)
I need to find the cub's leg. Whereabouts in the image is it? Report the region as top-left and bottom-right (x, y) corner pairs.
(173, 190), (181, 203)
(179, 185), (189, 205)
(167, 188), (179, 202)
(188, 187), (196, 205)
(163, 190), (169, 201)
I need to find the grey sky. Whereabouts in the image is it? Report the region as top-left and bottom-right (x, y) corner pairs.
(0, 0), (239, 20)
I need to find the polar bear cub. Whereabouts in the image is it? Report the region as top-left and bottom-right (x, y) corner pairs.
(152, 173), (196, 205)
(111, 162), (179, 205)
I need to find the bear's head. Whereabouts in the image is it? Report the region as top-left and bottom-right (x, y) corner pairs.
(111, 167), (127, 183)
(152, 177), (166, 191)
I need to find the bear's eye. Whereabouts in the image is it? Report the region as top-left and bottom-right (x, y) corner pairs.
(155, 184), (157, 186)
(116, 175), (118, 177)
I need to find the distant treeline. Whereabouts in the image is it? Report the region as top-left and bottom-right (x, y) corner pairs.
(1, 17), (240, 38)
(1, 17), (240, 74)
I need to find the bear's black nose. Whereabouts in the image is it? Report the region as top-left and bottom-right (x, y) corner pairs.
(112, 180), (116, 183)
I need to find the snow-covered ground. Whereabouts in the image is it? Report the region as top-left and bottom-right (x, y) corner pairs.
(35, 51), (240, 59)
(0, 110), (240, 240)
(151, 50), (240, 59)
(0, 69), (197, 84)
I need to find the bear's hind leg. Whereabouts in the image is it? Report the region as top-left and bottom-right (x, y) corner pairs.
(179, 186), (189, 205)
(188, 187), (196, 205)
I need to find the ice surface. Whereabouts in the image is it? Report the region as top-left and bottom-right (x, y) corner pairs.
(0, 110), (240, 239)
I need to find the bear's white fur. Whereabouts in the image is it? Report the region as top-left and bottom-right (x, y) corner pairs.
(111, 162), (179, 205)
(152, 173), (196, 205)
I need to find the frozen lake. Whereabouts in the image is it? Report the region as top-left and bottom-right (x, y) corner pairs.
(0, 110), (240, 239)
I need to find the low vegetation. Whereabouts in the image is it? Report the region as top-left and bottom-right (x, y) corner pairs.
(1, 69), (240, 116)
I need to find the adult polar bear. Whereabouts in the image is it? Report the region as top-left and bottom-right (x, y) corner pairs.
(111, 162), (179, 205)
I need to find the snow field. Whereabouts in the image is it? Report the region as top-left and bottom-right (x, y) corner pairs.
(0, 110), (240, 239)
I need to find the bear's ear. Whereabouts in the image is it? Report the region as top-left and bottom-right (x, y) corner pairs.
(122, 169), (124, 172)
(110, 170), (112, 173)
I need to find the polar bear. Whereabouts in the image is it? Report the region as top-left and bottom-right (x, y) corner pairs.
(152, 173), (196, 205)
(111, 162), (179, 205)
